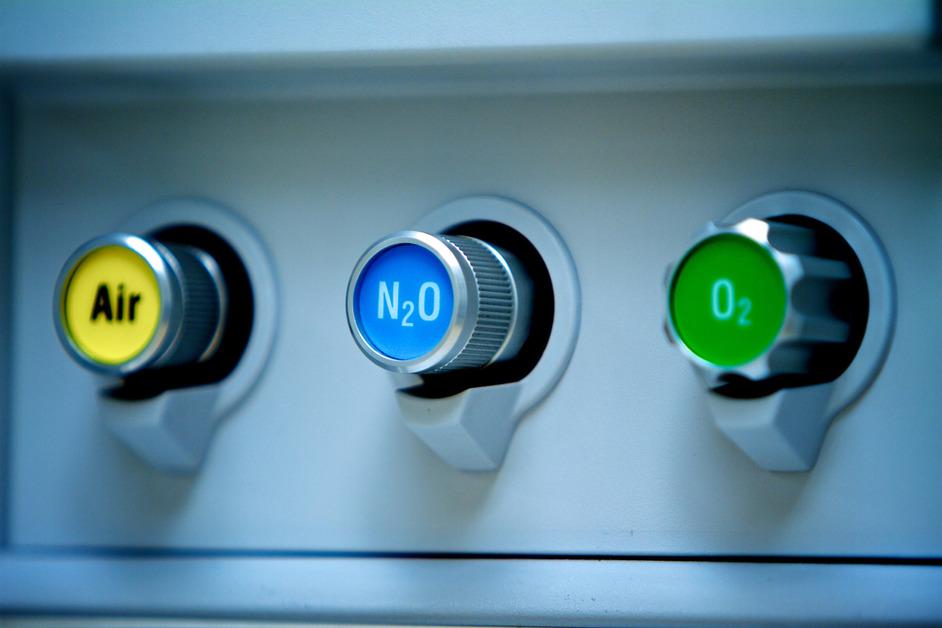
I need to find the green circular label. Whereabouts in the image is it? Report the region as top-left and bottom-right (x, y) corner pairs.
(669, 233), (787, 367)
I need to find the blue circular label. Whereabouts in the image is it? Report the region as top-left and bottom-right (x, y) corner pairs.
(354, 243), (455, 360)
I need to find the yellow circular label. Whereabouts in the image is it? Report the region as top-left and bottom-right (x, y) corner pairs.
(62, 245), (162, 366)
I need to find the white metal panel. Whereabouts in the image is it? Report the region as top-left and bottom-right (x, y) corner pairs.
(1, 555), (941, 625)
(0, 1), (932, 65)
(8, 86), (942, 557)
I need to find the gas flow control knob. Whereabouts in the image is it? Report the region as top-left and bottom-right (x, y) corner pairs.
(347, 230), (532, 374)
(55, 233), (227, 376)
(666, 217), (866, 394)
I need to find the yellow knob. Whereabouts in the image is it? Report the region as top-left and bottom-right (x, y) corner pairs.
(55, 233), (226, 376)
(59, 243), (163, 366)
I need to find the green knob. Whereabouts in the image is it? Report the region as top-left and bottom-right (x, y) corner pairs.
(666, 217), (865, 395)
(669, 233), (787, 367)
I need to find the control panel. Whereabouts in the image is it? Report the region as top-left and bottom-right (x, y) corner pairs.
(1, 3), (940, 625)
(6, 87), (935, 547)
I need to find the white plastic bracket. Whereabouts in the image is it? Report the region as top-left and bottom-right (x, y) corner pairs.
(395, 196), (581, 472)
(98, 198), (279, 473)
(705, 191), (896, 472)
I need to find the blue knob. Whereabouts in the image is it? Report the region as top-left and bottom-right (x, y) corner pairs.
(347, 230), (531, 374)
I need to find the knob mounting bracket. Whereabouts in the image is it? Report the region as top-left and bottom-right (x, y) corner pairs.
(704, 191), (895, 471)
(98, 198), (278, 472)
(394, 196), (581, 471)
